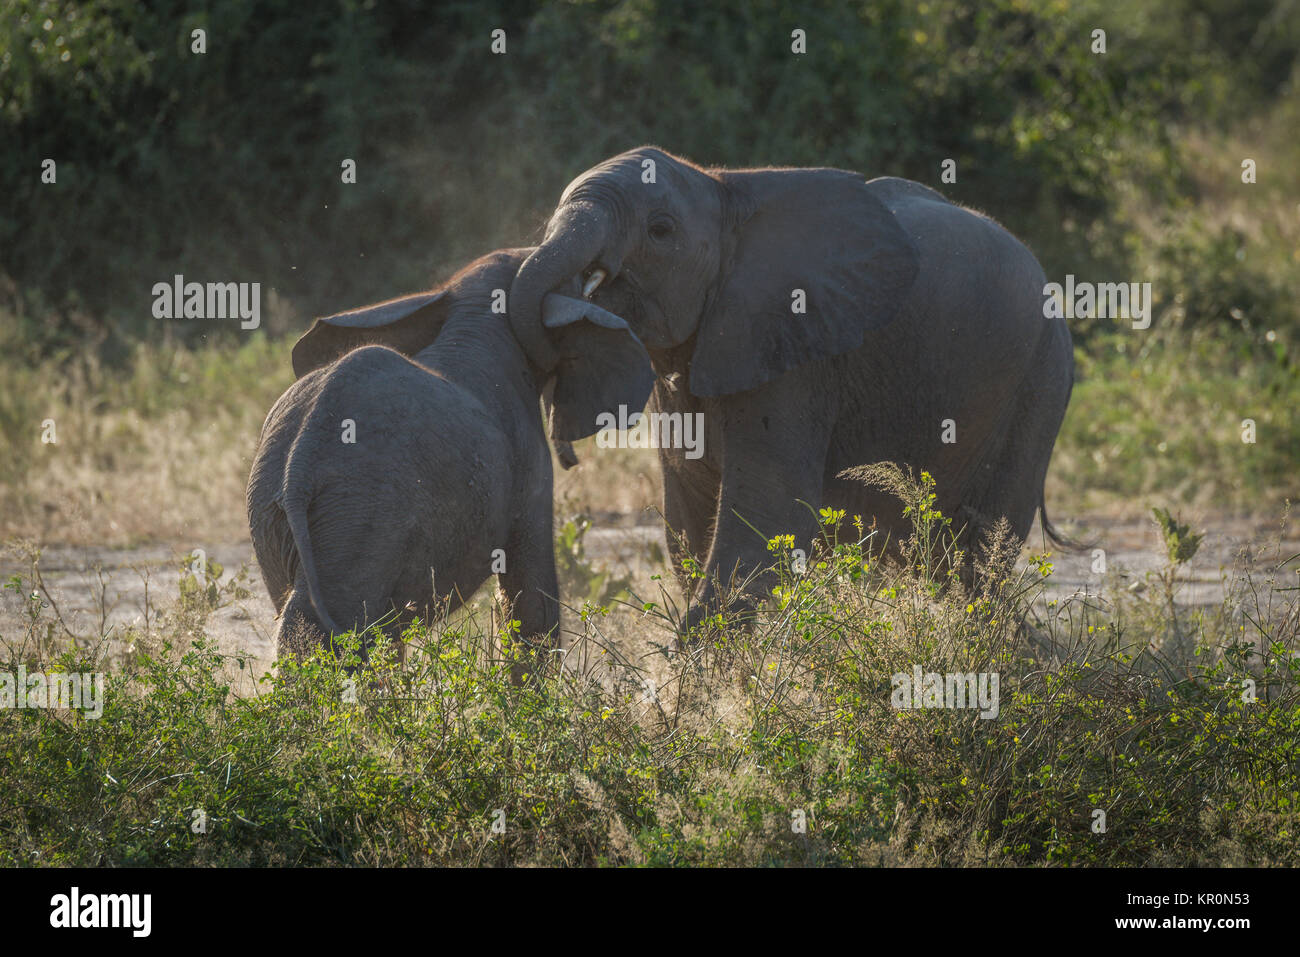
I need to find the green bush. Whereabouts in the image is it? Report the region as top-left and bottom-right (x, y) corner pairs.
(2, 475), (1296, 866)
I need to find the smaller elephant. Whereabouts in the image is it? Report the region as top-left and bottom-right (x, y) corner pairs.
(246, 248), (654, 678)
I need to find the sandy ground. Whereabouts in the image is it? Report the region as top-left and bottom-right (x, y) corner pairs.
(2, 513), (1295, 684)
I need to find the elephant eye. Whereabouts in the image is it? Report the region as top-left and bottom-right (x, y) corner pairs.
(647, 217), (674, 241)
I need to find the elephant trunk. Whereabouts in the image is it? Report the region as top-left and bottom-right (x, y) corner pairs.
(509, 203), (614, 371)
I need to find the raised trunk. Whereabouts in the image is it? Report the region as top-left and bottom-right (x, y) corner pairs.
(509, 203), (613, 371)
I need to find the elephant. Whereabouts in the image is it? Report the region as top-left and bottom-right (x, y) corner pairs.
(247, 248), (654, 677)
(508, 147), (1074, 632)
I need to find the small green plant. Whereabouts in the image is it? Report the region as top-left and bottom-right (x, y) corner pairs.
(554, 517), (635, 607)
(177, 557), (251, 615)
(1152, 507), (1204, 565)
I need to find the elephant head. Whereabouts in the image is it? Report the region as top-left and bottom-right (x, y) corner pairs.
(509, 147), (921, 396)
(291, 248), (654, 457)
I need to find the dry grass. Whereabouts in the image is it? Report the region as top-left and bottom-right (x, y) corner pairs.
(0, 333), (293, 546)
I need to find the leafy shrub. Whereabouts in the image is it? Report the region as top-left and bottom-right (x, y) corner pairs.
(2, 473), (1295, 866)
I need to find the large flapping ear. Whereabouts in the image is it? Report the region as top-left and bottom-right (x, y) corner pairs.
(690, 169), (920, 396)
(290, 291), (448, 378)
(541, 293), (656, 442)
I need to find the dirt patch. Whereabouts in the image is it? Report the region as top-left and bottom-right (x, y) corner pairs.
(2, 513), (1294, 683)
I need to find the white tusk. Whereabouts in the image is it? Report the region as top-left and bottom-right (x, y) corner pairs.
(582, 268), (607, 299)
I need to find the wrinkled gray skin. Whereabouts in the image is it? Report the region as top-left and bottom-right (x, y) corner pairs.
(247, 248), (654, 678)
(509, 147), (1074, 633)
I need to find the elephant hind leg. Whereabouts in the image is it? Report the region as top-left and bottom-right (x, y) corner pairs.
(275, 586), (331, 660)
(959, 394), (1070, 592)
(496, 520), (562, 684)
(275, 580), (406, 666)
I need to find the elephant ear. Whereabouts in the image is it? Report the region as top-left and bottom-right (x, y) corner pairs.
(691, 169), (920, 396)
(541, 293), (656, 442)
(291, 291), (448, 378)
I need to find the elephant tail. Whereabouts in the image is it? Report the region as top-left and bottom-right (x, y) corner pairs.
(1039, 497), (1094, 552)
(279, 485), (342, 637)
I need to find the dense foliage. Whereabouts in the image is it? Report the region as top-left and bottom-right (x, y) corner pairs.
(3, 0), (1297, 359)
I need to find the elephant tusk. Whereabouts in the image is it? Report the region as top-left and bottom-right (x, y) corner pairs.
(582, 268), (607, 299)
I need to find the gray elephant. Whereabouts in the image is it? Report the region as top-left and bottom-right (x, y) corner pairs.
(508, 147), (1074, 631)
(247, 248), (654, 677)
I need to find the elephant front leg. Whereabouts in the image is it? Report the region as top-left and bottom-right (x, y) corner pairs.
(684, 412), (829, 640)
(660, 451), (720, 585)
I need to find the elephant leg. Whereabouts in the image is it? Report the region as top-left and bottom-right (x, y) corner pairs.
(258, 558), (292, 618)
(685, 397), (831, 638)
(498, 518), (562, 684)
(275, 586), (328, 659)
(275, 580), (390, 662)
(959, 350), (1071, 591)
(660, 453), (720, 584)
(247, 501), (295, 614)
